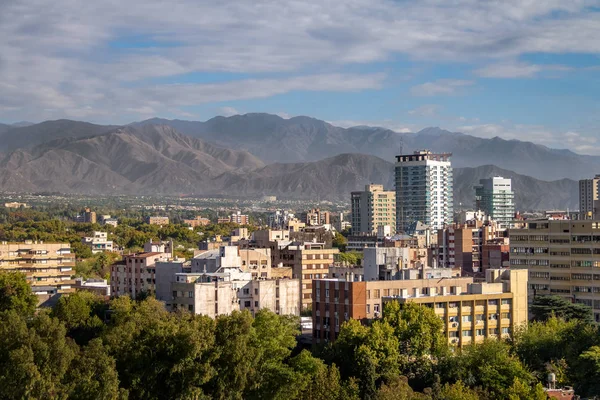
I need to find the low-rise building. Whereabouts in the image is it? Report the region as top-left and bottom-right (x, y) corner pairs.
(75, 277), (111, 297)
(4, 202), (29, 209)
(363, 247), (430, 281)
(183, 216), (211, 227)
(0, 241), (76, 304)
(312, 269), (527, 345)
(82, 231), (113, 254)
(75, 207), (96, 224)
(146, 216), (170, 225)
(170, 269), (300, 317)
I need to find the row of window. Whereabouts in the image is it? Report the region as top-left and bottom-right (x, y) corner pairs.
(449, 328), (510, 337)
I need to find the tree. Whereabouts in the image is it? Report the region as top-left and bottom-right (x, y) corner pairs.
(530, 295), (593, 323)
(375, 375), (429, 400)
(289, 350), (347, 400)
(52, 291), (106, 345)
(383, 301), (447, 358)
(434, 380), (480, 400)
(439, 339), (533, 399)
(332, 232), (348, 252)
(0, 271), (37, 316)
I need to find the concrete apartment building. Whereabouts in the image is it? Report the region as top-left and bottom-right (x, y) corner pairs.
(475, 177), (515, 229)
(0, 241), (76, 302)
(170, 270), (300, 317)
(363, 246), (429, 281)
(302, 209), (330, 226)
(146, 216), (170, 225)
(230, 211), (249, 225)
(351, 184), (396, 235)
(81, 231), (114, 254)
(277, 242), (339, 311)
(395, 150), (453, 232)
(75, 277), (111, 297)
(433, 219), (501, 274)
(75, 207), (96, 224)
(191, 245), (274, 279)
(312, 269), (527, 345)
(579, 176), (600, 219)
(110, 240), (176, 297)
(312, 275), (473, 343)
(99, 215), (118, 227)
(183, 216), (211, 227)
(510, 219), (600, 322)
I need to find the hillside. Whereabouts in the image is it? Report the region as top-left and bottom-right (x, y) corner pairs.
(135, 114), (600, 181)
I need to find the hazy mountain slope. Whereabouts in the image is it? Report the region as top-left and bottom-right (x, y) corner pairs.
(0, 123), (11, 136)
(135, 114), (600, 180)
(0, 125), (265, 194)
(453, 165), (578, 211)
(0, 120), (120, 152)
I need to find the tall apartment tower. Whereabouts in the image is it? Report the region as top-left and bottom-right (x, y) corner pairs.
(474, 176), (515, 229)
(579, 176), (600, 219)
(395, 150), (453, 232)
(350, 184), (396, 235)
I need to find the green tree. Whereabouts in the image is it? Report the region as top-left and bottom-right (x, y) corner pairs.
(0, 271), (37, 316)
(530, 295), (593, 323)
(505, 377), (547, 400)
(375, 375), (430, 400)
(52, 291), (106, 345)
(383, 301), (447, 358)
(434, 380), (480, 400)
(332, 232), (348, 252)
(439, 339), (533, 399)
(576, 345), (600, 395)
(289, 350), (347, 400)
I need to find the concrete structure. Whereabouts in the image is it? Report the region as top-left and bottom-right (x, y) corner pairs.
(75, 207), (96, 224)
(302, 209), (330, 226)
(268, 210), (295, 230)
(81, 231), (113, 254)
(475, 177), (515, 229)
(434, 220), (502, 274)
(312, 269), (527, 345)
(329, 265), (365, 282)
(312, 275), (473, 343)
(110, 240), (175, 297)
(510, 219), (600, 322)
(277, 242), (339, 311)
(183, 216), (211, 227)
(146, 216), (169, 225)
(0, 241), (75, 302)
(230, 211), (249, 225)
(99, 215), (118, 227)
(351, 184), (396, 235)
(4, 202), (29, 209)
(382, 269), (528, 347)
(395, 150), (453, 232)
(482, 238), (510, 271)
(170, 270), (300, 317)
(364, 247), (423, 281)
(154, 259), (189, 303)
(74, 277), (110, 296)
(579, 175), (600, 219)
(191, 245), (273, 279)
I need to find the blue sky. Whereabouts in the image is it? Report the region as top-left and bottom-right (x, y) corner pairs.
(1, 0), (600, 153)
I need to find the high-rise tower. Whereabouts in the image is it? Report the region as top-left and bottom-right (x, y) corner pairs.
(395, 150), (453, 232)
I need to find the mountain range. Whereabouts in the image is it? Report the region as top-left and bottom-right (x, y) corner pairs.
(0, 114), (589, 210)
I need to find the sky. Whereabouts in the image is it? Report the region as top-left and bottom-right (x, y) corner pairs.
(1, 0), (600, 153)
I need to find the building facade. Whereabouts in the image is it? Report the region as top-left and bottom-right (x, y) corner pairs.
(351, 184), (396, 235)
(75, 207), (96, 224)
(475, 176), (515, 229)
(0, 241), (76, 302)
(302, 209), (330, 226)
(579, 176), (600, 219)
(183, 216), (211, 227)
(312, 269), (527, 346)
(81, 231), (114, 254)
(146, 216), (170, 225)
(510, 219), (600, 322)
(395, 150), (453, 232)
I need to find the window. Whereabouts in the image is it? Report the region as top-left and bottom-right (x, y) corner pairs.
(501, 327), (510, 334)
(188, 305), (193, 312)
(476, 329), (485, 336)
(254, 301), (259, 307)
(374, 304), (380, 313)
(254, 288), (258, 295)
(489, 328), (498, 335)
(188, 291), (193, 298)
(476, 314), (485, 322)
(488, 299), (498, 306)
(244, 301), (251, 307)
(501, 299), (511, 305)
(172, 291), (177, 298)
(366, 304), (371, 314)
(325, 289), (330, 298)
(462, 315), (472, 322)
(462, 330), (472, 337)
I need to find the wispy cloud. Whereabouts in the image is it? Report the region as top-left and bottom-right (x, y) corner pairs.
(410, 80), (474, 96)
(408, 104), (441, 117)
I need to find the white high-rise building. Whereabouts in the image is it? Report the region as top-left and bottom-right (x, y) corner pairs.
(474, 176), (515, 229)
(395, 150), (453, 232)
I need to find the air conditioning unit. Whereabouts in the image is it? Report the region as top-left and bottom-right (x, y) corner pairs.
(452, 322), (458, 328)
(451, 338), (458, 344)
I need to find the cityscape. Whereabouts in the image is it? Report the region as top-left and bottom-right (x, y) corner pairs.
(2, 0), (600, 399)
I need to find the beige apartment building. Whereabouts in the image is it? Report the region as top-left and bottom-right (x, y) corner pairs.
(170, 271), (300, 317)
(312, 269), (527, 346)
(0, 241), (76, 302)
(183, 216), (211, 227)
(278, 242), (339, 311)
(351, 184), (396, 235)
(510, 219), (600, 322)
(146, 216), (170, 225)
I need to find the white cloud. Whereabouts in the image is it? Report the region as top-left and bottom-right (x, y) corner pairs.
(474, 62), (542, 78)
(216, 107), (240, 117)
(329, 119), (415, 133)
(408, 104), (441, 117)
(1, 0), (599, 122)
(410, 80), (474, 96)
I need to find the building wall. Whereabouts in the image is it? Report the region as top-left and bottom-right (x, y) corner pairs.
(239, 248), (271, 279)
(510, 220), (600, 322)
(395, 151), (453, 232)
(351, 184), (396, 235)
(580, 177), (600, 219)
(110, 252), (167, 297)
(475, 177), (515, 229)
(147, 216), (169, 225)
(0, 242), (76, 301)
